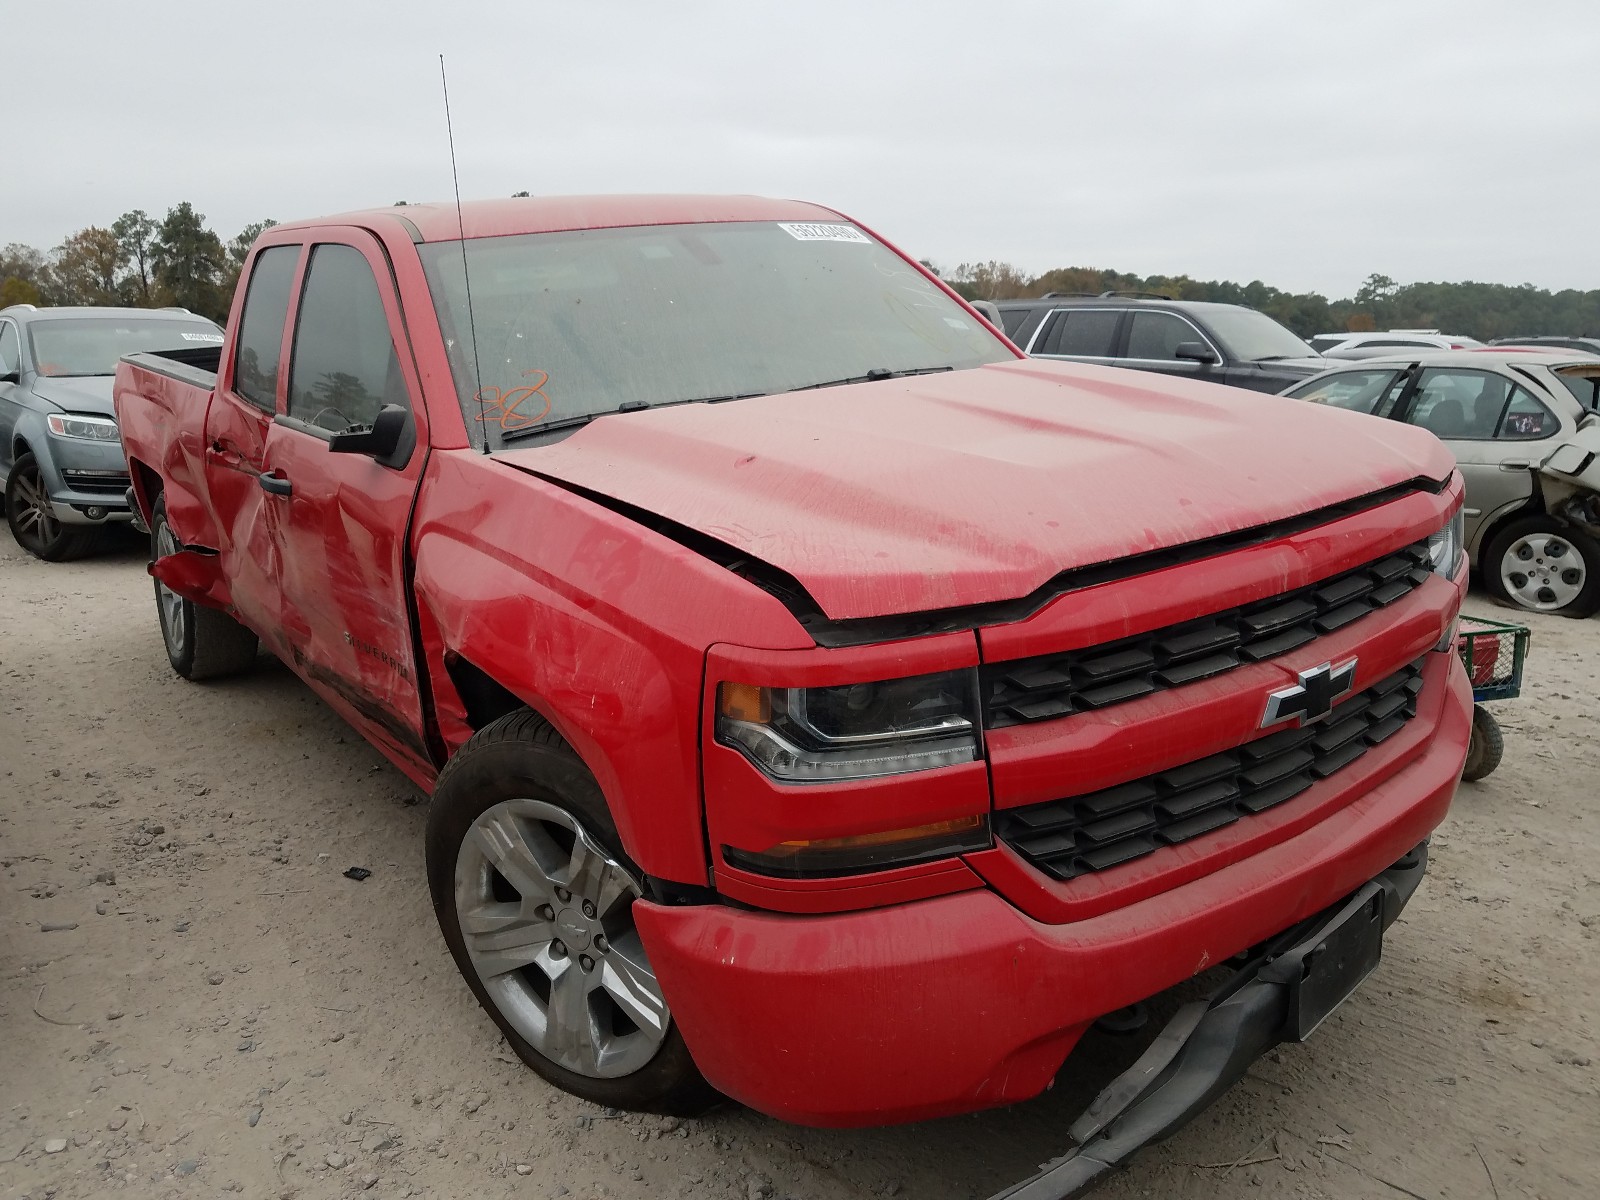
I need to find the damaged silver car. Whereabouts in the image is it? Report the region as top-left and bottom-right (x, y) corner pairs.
(1285, 349), (1600, 617)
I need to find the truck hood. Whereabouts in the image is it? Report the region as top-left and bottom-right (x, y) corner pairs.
(28, 374), (116, 417)
(496, 359), (1455, 622)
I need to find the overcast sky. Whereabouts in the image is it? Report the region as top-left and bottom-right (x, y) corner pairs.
(6, 0), (1597, 298)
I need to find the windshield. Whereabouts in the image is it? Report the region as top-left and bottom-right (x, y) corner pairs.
(28, 317), (224, 377)
(417, 221), (1012, 447)
(1200, 308), (1318, 362)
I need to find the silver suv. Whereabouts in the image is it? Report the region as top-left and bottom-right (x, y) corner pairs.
(0, 304), (223, 560)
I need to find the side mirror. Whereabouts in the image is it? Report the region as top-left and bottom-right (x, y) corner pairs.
(1174, 341), (1220, 365)
(327, 403), (415, 469)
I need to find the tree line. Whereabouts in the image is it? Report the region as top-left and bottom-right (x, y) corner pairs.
(942, 261), (1600, 342)
(0, 204), (276, 324)
(6, 210), (1596, 343)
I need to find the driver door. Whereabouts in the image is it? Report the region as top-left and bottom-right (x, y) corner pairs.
(254, 231), (433, 772)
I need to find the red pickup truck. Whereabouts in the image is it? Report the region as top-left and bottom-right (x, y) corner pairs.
(115, 196), (1471, 1197)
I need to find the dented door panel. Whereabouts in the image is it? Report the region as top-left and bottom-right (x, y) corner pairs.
(257, 231), (433, 770)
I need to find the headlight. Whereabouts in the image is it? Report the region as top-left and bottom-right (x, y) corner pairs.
(47, 413), (119, 442)
(1426, 508), (1465, 579)
(715, 669), (979, 782)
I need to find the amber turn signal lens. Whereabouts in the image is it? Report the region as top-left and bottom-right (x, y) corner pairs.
(719, 682), (771, 724)
(722, 815), (991, 879)
(772, 815), (986, 855)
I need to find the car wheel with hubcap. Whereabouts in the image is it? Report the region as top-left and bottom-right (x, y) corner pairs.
(426, 710), (715, 1114)
(1482, 514), (1600, 618)
(149, 495), (260, 679)
(5, 452), (102, 561)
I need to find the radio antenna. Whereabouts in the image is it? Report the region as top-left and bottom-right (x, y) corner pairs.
(439, 54), (488, 450)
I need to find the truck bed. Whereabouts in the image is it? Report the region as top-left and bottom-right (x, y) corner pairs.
(121, 345), (221, 388)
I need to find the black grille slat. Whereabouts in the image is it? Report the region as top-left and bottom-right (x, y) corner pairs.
(1154, 652), (1239, 688)
(61, 470), (131, 496)
(1153, 624), (1240, 662)
(996, 660), (1426, 882)
(1237, 773), (1314, 813)
(1076, 676), (1160, 709)
(985, 541), (1432, 728)
(1158, 806), (1240, 844)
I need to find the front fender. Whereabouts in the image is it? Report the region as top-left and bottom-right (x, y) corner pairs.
(412, 532), (706, 884)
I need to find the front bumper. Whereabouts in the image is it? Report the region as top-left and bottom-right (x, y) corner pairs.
(996, 849), (1426, 1199)
(38, 436), (133, 524)
(635, 652), (1470, 1127)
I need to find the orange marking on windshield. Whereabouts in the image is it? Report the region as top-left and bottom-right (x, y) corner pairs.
(475, 369), (553, 429)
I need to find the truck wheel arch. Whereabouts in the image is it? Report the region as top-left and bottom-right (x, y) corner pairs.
(127, 458), (163, 525)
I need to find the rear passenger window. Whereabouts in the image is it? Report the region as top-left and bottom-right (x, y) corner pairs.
(1405, 369), (1509, 440)
(287, 245), (402, 434)
(232, 246), (299, 411)
(1126, 312), (1208, 361)
(1035, 309), (1120, 357)
(1497, 387), (1557, 439)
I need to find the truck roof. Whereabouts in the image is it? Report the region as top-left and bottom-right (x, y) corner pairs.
(272, 195), (848, 243)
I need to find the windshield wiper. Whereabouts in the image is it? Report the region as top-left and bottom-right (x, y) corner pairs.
(497, 393), (767, 445)
(786, 365), (955, 393)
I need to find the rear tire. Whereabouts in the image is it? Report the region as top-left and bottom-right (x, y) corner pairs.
(5, 452), (103, 561)
(150, 496), (258, 680)
(1481, 514), (1600, 618)
(1461, 706), (1504, 782)
(426, 709), (716, 1116)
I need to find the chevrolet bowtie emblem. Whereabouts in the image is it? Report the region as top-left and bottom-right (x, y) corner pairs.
(1261, 659), (1359, 728)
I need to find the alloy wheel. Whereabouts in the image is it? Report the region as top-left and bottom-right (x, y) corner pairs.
(1500, 532), (1586, 612)
(154, 520), (186, 658)
(454, 798), (669, 1079)
(11, 464), (60, 553)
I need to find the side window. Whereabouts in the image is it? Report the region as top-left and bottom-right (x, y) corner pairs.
(1126, 312), (1210, 361)
(287, 245), (402, 434)
(1288, 369), (1406, 415)
(998, 308), (1031, 337)
(1036, 310), (1120, 357)
(0, 321), (19, 375)
(1405, 369), (1508, 440)
(1497, 387), (1557, 440)
(233, 246), (299, 410)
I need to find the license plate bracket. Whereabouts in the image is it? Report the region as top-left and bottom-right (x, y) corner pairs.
(1278, 883), (1385, 1041)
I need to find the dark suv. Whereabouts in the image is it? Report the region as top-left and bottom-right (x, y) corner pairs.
(994, 294), (1328, 393)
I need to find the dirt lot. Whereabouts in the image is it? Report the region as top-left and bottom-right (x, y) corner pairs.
(2, 531), (1597, 1200)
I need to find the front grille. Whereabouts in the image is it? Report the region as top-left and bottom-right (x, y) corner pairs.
(61, 470), (130, 496)
(995, 659), (1425, 882)
(984, 542), (1433, 727)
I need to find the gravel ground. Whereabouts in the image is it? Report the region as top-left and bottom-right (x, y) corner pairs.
(2, 530), (1597, 1200)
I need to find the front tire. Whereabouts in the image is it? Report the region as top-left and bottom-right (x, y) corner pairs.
(1481, 514), (1600, 618)
(5, 452), (102, 561)
(150, 496), (259, 680)
(426, 710), (715, 1115)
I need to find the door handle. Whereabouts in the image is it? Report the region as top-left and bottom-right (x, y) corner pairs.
(258, 470), (293, 497)
(1499, 459), (1532, 472)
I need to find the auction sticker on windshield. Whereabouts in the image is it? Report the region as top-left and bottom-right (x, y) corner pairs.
(777, 222), (870, 244)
